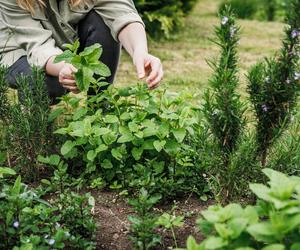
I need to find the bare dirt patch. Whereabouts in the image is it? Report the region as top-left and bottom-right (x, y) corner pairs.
(91, 190), (211, 250)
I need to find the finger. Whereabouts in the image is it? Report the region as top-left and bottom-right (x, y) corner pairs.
(60, 72), (75, 80)
(135, 57), (146, 79)
(64, 86), (79, 92)
(61, 79), (77, 86)
(149, 68), (164, 89)
(146, 59), (161, 83)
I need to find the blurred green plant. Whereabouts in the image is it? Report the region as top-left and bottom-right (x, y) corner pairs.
(134, 0), (198, 38)
(179, 168), (300, 250)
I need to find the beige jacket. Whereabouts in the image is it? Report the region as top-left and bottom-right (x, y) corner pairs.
(0, 0), (144, 68)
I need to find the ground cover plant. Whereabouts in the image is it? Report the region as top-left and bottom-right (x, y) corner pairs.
(0, 162), (96, 249)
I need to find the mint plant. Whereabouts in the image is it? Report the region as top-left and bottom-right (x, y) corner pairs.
(248, 0), (300, 166)
(128, 188), (162, 250)
(54, 40), (111, 92)
(55, 81), (201, 198)
(180, 168), (300, 250)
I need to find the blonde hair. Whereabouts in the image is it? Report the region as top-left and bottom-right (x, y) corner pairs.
(17, 0), (89, 14)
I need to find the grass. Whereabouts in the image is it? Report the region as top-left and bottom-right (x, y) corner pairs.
(115, 0), (285, 101)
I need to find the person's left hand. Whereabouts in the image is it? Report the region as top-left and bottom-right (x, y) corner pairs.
(133, 51), (164, 89)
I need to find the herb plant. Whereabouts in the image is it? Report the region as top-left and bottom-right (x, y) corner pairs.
(0, 157), (96, 250)
(54, 46), (203, 197)
(248, 0), (300, 166)
(54, 40), (110, 92)
(2, 68), (54, 181)
(180, 168), (300, 250)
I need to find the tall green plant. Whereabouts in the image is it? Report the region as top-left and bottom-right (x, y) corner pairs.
(204, 6), (245, 163)
(5, 68), (53, 180)
(248, 0), (300, 166)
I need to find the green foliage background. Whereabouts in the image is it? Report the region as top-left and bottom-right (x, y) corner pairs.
(133, 0), (198, 38)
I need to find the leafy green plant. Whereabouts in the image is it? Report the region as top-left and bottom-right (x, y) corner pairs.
(248, 0), (300, 166)
(156, 211), (184, 248)
(53, 44), (203, 197)
(180, 168), (300, 250)
(128, 188), (161, 250)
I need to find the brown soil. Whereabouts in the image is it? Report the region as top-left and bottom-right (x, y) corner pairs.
(91, 190), (212, 250)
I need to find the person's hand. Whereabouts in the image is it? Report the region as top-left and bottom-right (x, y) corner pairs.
(58, 63), (79, 94)
(133, 51), (163, 89)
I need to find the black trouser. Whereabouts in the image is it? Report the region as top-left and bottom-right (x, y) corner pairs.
(6, 11), (121, 104)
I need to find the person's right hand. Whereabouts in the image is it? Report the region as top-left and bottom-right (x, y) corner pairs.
(58, 63), (79, 94)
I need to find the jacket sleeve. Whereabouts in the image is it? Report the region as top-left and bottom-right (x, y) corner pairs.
(0, 1), (62, 68)
(94, 0), (145, 41)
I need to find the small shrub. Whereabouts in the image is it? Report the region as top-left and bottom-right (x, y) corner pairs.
(2, 68), (54, 181)
(248, 0), (300, 166)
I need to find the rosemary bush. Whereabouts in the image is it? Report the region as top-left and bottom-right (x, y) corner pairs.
(248, 0), (300, 166)
(4, 68), (54, 180)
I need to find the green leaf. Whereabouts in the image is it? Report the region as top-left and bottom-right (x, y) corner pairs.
(261, 244), (285, 250)
(132, 147), (143, 161)
(112, 148), (123, 161)
(118, 127), (134, 143)
(61, 140), (75, 155)
(48, 107), (65, 122)
(54, 50), (74, 63)
(95, 144), (108, 153)
(90, 62), (111, 77)
(93, 127), (111, 136)
(164, 140), (181, 154)
(73, 107), (87, 120)
(0, 167), (16, 178)
(172, 128), (186, 143)
(186, 236), (203, 250)
(102, 132), (117, 145)
(87, 150), (97, 162)
(104, 115), (119, 123)
(79, 43), (101, 57)
(37, 154), (60, 166)
(11, 175), (22, 196)
(203, 236), (227, 249)
(101, 159), (113, 169)
(75, 66), (94, 91)
(153, 140), (166, 152)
